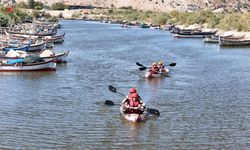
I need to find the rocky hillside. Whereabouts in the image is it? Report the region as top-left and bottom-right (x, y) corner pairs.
(17, 0), (250, 12)
(130, 0), (250, 12)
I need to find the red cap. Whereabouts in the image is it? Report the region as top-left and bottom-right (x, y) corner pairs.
(130, 88), (137, 93)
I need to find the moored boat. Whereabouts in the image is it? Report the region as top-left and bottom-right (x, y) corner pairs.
(44, 33), (65, 44)
(219, 35), (250, 46)
(0, 49), (69, 64)
(2, 43), (31, 52)
(0, 59), (56, 71)
(40, 50), (70, 63)
(203, 35), (219, 43)
(174, 31), (216, 38)
(26, 41), (46, 52)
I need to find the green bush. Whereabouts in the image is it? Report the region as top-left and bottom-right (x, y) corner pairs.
(50, 2), (66, 10)
(35, 5), (42, 10)
(72, 12), (82, 18)
(31, 10), (40, 18)
(217, 13), (250, 31)
(27, 0), (35, 9)
(47, 16), (58, 22)
(13, 8), (31, 23)
(0, 13), (9, 27)
(34, 1), (43, 10)
(156, 14), (169, 25)
(15, 2), (27, 8)
(103, 8), (250, 31)
(44, 13), (52, 18)
(119, 6), (133, 10)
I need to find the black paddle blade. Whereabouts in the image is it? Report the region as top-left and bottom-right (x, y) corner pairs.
(105, 100), (114, 106)
(139, 66), (147, 71)
(136, 62), (144, 67)
(169, 63), (176, 67)
(108, 85), (117, 93)
(147, 108), (160, 116)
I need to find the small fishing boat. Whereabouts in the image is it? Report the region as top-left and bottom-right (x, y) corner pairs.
(44, 33), (65, 44)
(203, 35), (219, 43)
(40, 50), (70, 63)
(145, 68), (169, 78)
(1, 50), (69, 63)
(174, 31), (216, 38)
(219, 35), (250, 46)
(120, 105), (148, 122)
(2, 43), (31, 52)
(0, 59), (56, 71)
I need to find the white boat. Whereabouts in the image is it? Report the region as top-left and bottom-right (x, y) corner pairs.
(40, 50), (69, 63)
(120, 105), (148, 122)
(1, 50), (69, 64)
(0, 59), (56, 71)
(145, 68), (169, 78)
(27, 41), (46, 52)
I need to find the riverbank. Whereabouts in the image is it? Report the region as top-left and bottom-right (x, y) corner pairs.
(41, 8), (250, 30)
(40, 8), (250, 40)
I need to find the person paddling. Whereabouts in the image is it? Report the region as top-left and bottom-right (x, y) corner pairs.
(122, 88), (143, 104)
(158, 61), (166, 73)
(122, 88), (145, 114)
(150, 62), (159, 74)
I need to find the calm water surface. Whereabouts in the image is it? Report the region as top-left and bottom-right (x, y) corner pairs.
(0, 20), (250, 149)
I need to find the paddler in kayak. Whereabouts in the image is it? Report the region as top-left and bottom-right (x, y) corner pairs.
(150, 62), (159, 74)
(122, 88), (145, 114)
(158, 61), (166, 73)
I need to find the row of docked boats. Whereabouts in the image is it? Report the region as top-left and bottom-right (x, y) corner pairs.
(103, 19), (250, 46)
(169, 25), (217, 38)
(204, 32), (250, 46)
(169, 25), (250, 46)
(0, 21), (69, 71)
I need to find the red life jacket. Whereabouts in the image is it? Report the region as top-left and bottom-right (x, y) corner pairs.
(151, 66), (159, 74)
(129, 99), (139, 107)
(128, 94), (133, 99)
(128, 98), (139, 113)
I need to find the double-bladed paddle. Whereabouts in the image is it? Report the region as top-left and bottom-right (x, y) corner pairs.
(136, 62), (176, 71)
(107, 85), (160, 116)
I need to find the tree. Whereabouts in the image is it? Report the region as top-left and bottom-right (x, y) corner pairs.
(34, 1), (44, 10)
(28, 0), (35, 9)
(50, 2), (66, 10)
(0, 13), (9, 27)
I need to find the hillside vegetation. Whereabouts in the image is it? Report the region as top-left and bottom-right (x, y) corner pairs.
(105, 8), (250, 31)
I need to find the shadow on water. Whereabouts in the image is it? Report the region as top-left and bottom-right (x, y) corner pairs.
(0, 71), (56, 79)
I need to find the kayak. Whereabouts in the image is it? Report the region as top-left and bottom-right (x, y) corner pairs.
(120, 105), (148, 122)
(145, 68), (169, 78)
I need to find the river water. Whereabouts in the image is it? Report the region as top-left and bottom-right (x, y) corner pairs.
(0, 20), (250, 149)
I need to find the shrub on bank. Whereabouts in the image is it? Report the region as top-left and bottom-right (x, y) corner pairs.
(0, 13), (9, 26)
(217, 13), (250, 31)
(47, 16), (58, 22)
(107, 8), (250, 31)
(50, 2), (67, 10)
(72, 12), (82, 19)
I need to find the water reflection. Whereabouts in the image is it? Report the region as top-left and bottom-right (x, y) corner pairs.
(0, 71), (56, 79)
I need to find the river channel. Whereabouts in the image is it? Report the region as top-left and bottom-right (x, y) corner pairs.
(0, 20), (250, 149)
